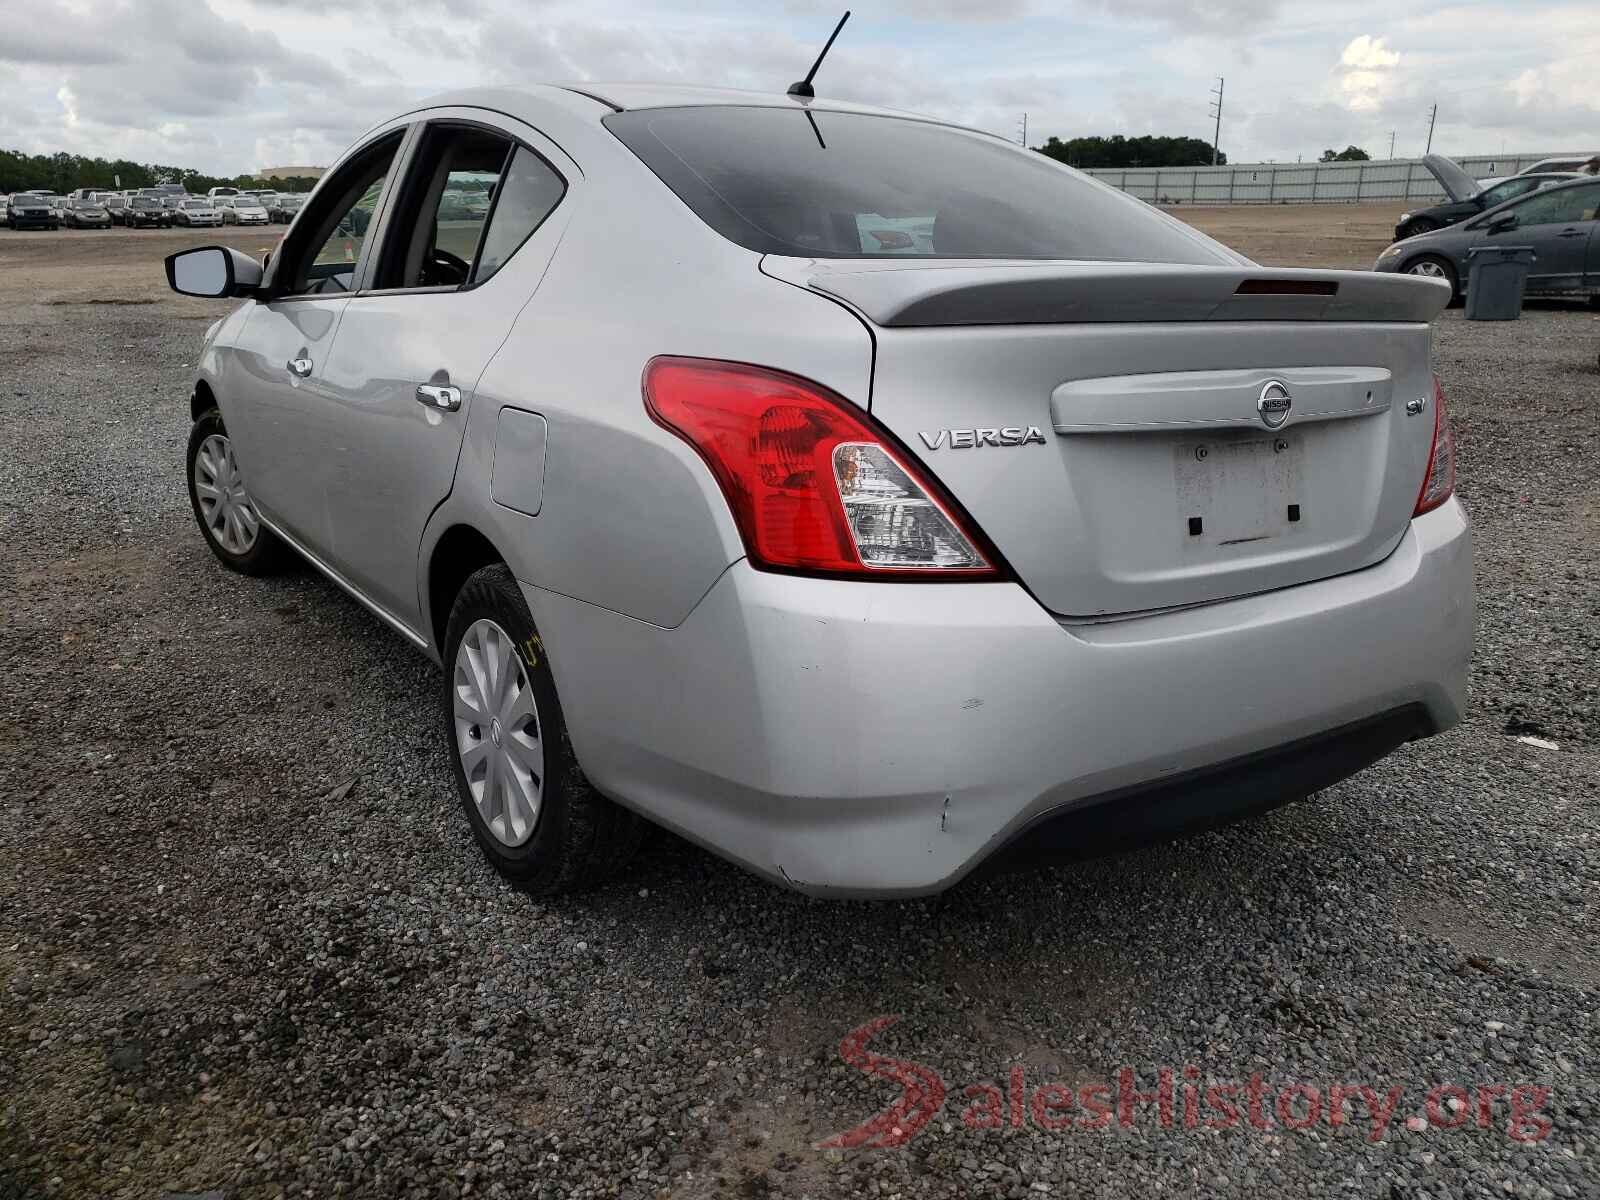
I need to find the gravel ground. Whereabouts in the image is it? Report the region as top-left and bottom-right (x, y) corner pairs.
(1, 229), (1597, 1200)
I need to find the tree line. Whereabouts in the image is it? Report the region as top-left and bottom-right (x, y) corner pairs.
(1031, 136), (1378, 169)
(0, 148), (319, 195)
(1033, 135), (1225, 169)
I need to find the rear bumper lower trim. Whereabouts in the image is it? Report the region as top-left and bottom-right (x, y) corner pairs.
(976, 704), (1434, 877)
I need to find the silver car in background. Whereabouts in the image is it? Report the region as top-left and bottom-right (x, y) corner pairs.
(223, 196), (270, 225)
(166, 85), (1472, 897)
(175, 198), (222, 227)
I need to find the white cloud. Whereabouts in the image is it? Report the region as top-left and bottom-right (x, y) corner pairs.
(0, 0), (1592, 175)
(1336, 34), (1402, 113)
(1339, 34), (1400, 70)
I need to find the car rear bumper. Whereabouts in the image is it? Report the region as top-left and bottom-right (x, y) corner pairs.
(525, 496), (1472, 897)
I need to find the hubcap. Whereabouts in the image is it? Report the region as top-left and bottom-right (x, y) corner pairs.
(1409, 261), (1446, 279)
(193, 433), (260, 555)
(453, 618), (543, 847)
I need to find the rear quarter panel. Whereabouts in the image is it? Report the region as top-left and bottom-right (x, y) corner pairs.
(419, 108), (874, 636)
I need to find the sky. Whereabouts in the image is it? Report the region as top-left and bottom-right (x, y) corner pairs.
(1, 0), (1595, 176)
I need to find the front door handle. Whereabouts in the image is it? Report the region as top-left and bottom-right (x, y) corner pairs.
(1557, 228), (1587, 238)
(416, 384), (462, 412)
(287, 356), (313, 377)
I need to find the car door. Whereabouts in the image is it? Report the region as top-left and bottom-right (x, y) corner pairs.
(218, 126), (410, 553)
(311, 111), (575, 629)
(1490, 181), (1600, 291)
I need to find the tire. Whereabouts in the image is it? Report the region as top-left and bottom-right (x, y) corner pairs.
(1404, 254), (1460, 304)
(1402, 218), (1439, 238)
(443, 564), (644, 895)
(185, 407), (291, 576)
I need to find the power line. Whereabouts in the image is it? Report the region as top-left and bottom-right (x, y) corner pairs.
(1209, 77), (1224, 165)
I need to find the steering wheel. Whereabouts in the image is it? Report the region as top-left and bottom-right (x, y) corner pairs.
(421, 247), (471, 287)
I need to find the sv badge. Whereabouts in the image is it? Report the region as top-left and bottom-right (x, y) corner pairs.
(918, 426), (1047, 450)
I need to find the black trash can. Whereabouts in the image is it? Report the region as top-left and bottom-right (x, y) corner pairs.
(1464, 245), (1536, 320)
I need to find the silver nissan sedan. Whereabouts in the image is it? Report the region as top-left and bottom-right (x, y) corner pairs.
(166, 84), (1473, 897)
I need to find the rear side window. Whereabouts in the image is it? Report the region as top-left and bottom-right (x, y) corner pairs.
(373, 125), (566, 291)
(605, 106), (1231, 264)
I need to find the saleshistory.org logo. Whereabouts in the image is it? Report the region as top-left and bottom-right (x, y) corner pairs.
(816, 1018), (1555, 1150)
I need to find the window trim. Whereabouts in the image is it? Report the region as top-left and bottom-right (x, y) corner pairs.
(356, 116), (570, 300)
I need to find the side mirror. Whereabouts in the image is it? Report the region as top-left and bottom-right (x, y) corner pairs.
(164, 246), (263, 298)
(1487, 213), (1517, 234)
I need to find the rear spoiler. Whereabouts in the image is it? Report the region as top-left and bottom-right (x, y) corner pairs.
(777, 260), (1452, 327)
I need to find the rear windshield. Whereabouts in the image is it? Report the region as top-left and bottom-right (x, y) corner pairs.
(604, 106), (1230, 264)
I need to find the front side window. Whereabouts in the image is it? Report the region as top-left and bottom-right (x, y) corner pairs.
(605, 105), (1232, 264)
(284, 132), (403, 296)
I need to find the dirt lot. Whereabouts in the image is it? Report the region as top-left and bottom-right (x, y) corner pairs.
(2, 212), (1598, 1200)
(1173, 202), (1411, 270)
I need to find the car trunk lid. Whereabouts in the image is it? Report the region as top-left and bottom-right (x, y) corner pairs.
(767, 257), (1449, 616)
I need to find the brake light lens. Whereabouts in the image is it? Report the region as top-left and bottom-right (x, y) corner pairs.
(644, 357), (1000, 578)
(1413, 376), (1456, 516)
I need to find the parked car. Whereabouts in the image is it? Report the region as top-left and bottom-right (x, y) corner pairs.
(1394, 156), (1578, 240)
(164, 84), (1472, 897)
(269, 194), (305, 224)
(207, 186), (239, 200)
(63, 197), (112, 228)
(1376, 174), (1600, 302)
(175, 198), (222, 227)
(103, 194), (129, 224)
(1477, 153), (1600, 189)
(128, 194), (174, 228)
(7, 192), (57, 229)
(223, 196), (270, 226)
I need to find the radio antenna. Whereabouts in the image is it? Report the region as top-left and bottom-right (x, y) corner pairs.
(788, 10), (851, 99)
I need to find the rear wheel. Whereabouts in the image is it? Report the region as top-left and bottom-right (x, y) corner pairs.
(1404, 255), (1460, 304)
(443, 564), (644, 895)
(186, 408), (290, 575)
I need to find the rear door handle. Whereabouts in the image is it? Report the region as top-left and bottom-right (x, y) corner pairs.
(286, 356), (313, 377)
(416, 384), (462, 412)
(1558, 228), (1587, 238)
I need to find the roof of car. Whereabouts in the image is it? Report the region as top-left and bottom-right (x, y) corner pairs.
(405, 82), (969, 131)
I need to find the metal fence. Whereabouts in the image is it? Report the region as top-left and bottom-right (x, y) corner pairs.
(1084, 153), (1588, 206)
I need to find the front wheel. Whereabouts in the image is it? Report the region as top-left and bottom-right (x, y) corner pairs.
(1404, 255), (1460, 304)
(443, 564), (644, 895)
(185, 408), (290, 575)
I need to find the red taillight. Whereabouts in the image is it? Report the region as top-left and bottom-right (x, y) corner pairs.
(643, 357), (1001, 579)
(1413, 376), (1456, 517)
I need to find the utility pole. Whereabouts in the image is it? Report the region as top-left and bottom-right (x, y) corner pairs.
(1018, 112), (1028, 148)
(1388, 130), (1396, 159)
(1424, 103), (1437, 155)
(1209, 77), (1224, 165)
